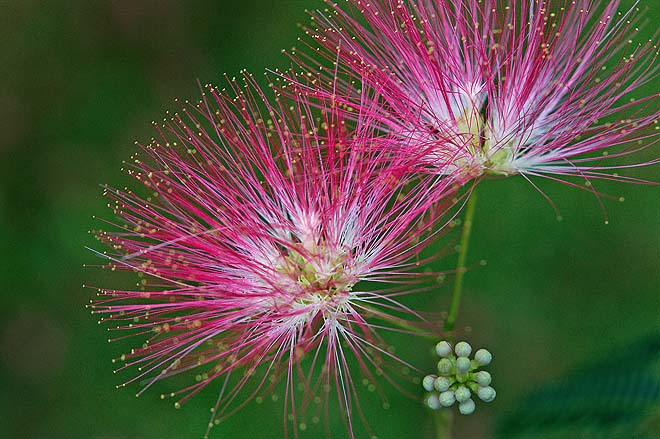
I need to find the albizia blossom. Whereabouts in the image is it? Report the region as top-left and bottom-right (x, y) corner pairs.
(286, 0), (660, 189)
(90, 75), (464, 438)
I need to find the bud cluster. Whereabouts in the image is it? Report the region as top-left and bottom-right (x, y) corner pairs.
(422, 341), (496, 415)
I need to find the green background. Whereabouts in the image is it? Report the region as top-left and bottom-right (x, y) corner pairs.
(1, 1), (659, 438)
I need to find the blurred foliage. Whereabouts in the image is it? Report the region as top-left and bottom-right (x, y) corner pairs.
(1, 1), (659, 439)
(496, 335), (660, 439)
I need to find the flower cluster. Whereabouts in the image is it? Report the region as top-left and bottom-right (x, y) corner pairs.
(91, 75), (465, 438)
(287, 0), (660, 191)
(91, 0), (660, 437)
(423, 341), (496, 415)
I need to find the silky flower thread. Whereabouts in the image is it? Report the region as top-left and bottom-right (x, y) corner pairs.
(90, 74), (467, 438)
(286, 0), (660, 198)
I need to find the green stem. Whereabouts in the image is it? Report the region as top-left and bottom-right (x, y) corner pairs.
(432, 190), (477, 439)
(444, 190), (477, 332)
(434, 410), (453, 439)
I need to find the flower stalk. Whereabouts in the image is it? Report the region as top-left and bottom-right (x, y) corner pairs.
(445, 190), (477, 332)
(434, 410), (453, 439)
(435, 189), (477, 438)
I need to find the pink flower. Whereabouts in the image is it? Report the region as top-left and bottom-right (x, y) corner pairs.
(287, 0), (660, 188)
(90, 75), (463, 438)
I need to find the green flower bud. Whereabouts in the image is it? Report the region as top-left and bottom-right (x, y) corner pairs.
(422, 374), (437, 392)
(475, 371), (491, 387)
(458, 398), (476, 415)
(474, 348), (492, 366)
(454, 385), (471, 403)
(437, 358), (453, 375)
(435, 341), (452, 357)
(456, 356), (471, 374)
(477, 386), (496, 403)
(439, 390), (456, 407)
(454, 341), (472, 357)
(426, 393), (441, 410)
(434, 376), (451, 392)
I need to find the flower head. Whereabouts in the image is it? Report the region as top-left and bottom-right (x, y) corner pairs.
(90, 74), (463, 437)
(287, 0), (660, 187)
(422, 340), (496, 415)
